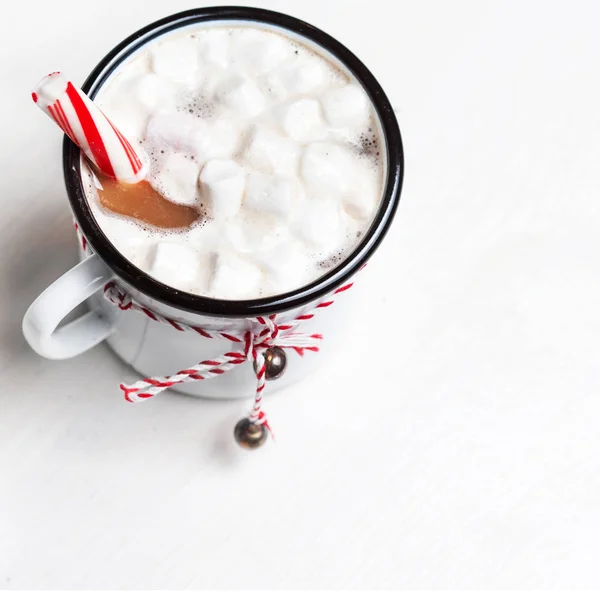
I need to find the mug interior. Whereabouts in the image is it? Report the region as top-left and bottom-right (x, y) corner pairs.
(64, 6), (404, 317)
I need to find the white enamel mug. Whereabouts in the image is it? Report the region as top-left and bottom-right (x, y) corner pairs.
(22, 7), (403, 401)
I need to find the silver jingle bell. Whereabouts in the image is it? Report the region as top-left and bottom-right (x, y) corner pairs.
(257, 346), (287, 381)
(234, 418), (268, 450)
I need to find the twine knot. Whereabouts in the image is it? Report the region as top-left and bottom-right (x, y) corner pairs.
(106, 287), (328, 438)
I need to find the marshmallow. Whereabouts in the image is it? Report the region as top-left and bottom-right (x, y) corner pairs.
(145, 112), (204, 155)
(343, 193), (378, 222)
(98, 72), (178, 141)
(342, 158), (382, 221)
(123, 238), (154, 272)
(224, 217), (287, 254)
(105, 72), (177, 109)
(215, 74), (265, 118)
(301, 142), (354, 196)
(209, 251), (263, 299)
(279, 98), (327, 143)
(199, 160), (245, 219)
(204, 119), (241, 158)
(244, 171), (297, 219)
(151, 36), (200, 85)
(292, 196), (344, 253)
(145, 114), (240, 161)
(243, 125), (300, 176)
(148, 242), (202, 290)
(267, 60), (325, 99)
(321, 84), (370, 129)
(256, 239), (308, 293)
(95, 217), (154, 269)
(197, 29), (230, 68)
(132, 73), (178, 112)
(230, 29), (291, 74)
(150, 153), (200, 207)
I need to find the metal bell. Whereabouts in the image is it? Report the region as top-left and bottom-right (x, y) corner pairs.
(262, 346), (287, 380)
(234, 418), (268, 450)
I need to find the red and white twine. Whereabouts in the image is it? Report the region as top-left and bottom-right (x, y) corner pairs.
(75, 224), (358, 437)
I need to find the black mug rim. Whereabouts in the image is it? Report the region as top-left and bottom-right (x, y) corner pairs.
(63, 6), (404, 318)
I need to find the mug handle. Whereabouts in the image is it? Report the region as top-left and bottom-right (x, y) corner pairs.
(22, 254), (115, 359)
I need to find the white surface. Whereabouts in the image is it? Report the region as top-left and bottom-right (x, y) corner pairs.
(1, 0), (599, 590)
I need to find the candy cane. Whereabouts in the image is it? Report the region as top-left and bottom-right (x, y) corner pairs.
(33, 72), (148, 183)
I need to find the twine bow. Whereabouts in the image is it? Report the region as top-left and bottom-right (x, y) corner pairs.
(76, 222), (358, 440)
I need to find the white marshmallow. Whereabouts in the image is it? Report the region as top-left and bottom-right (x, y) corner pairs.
(301, 142), (354, 196)
(243, 125), (300, 176)
(343, 194), (378, 222)
(244, 172), (297, 219)
(99, 73), (176, 141)
(197, 29), (230, 68)
(132, 73), (178, 112)
(148, 242), (201, 290)
(321, 84), (370, 129)
(256, 239), (308, 294)
(267, 60), (325, 99)
(151, 36), (200, 85)
(279, 99), (327, 143)
(292, 197), (344, 253)
(215, 74), (265, 118)
(145, 114), (240, 161)
(199, 160), (245, 219)
(145, 112), (204, 155)
(209, 251), (263, 299)
(230, 29), (291, 74)
(124, 239), (155, 272)
(193, 65), (224, 99)
(150, 153), (200, 207)
(204, 119), (241, 158)
(104, 72), (177, 125)
(342, 158), (382, 221)
(96, 217), (153, 269)
(224, 217), (286, 254)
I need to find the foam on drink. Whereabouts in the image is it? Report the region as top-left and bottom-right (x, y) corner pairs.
(83, 25), (386, 299)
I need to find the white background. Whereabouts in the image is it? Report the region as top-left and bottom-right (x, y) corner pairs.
(1, 0), (600, 590)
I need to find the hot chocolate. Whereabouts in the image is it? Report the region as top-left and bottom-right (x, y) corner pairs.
(84, 24), (385, 299)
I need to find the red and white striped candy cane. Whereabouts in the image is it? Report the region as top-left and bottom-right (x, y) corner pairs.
(33, 72), (148, 183)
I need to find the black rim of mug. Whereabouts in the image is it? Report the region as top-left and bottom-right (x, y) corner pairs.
(63, 6), (404, 317)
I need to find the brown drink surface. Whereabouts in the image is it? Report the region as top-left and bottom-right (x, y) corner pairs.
(96, 170), (199, 229)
